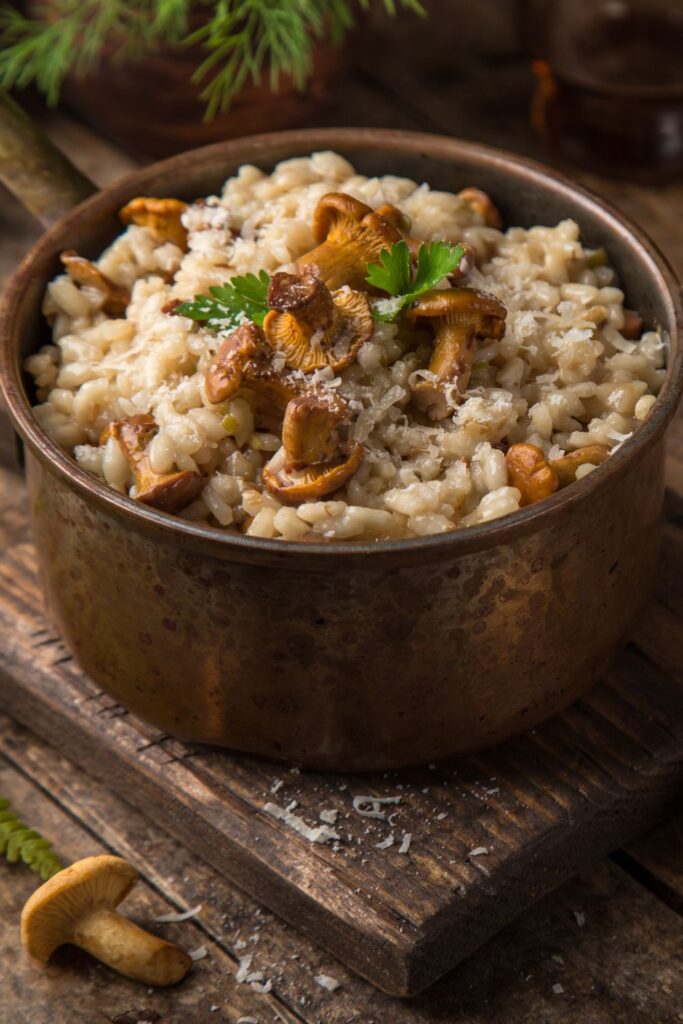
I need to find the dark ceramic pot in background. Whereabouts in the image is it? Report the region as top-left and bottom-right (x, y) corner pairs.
(0, 114), (681, 771)
(27, 3), (351, 159)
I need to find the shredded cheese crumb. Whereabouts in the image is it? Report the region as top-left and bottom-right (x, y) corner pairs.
(250, 979), (272, 994)
(468, 846), (489, 857)
(264, 801), (340, 844)
(319, 808), (339, 825)
(188, 945), (208, 961)
(352, 795), (401, 820)
(315, 973), (341, 992)
(375, 832), (394, 850)
(236, 953), (253, 982)
(398, 832), (412, 854)
(154, 903), (202, 923)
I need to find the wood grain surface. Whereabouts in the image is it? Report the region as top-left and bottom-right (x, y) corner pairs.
(2, 711), (682, 1024)
(1, 7), (683, 1017)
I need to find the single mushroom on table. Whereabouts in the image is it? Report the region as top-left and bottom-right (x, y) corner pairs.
(297, 192), (406, 290)
(408, 287), (507, 420)
(263, 264), (373, 373)
(119, 197), (189, 250)
(262, 393), (363, 504)
(506, 442), (610, 505)
(60, 251), (130, 318)
(21, 855), (192, 986)
(102, 413), (203, 513)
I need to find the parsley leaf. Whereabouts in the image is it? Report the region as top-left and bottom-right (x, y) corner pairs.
(365, 239), (412, 297)
(366, 241), (465, 322)
(176, 270), (270, 332)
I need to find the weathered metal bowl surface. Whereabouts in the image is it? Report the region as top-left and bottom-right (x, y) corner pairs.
(2, 129), (682, 770)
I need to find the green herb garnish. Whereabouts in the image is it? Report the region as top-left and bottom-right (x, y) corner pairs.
(0, 797), (63, 881)
(366, 240), (465, 322)
(177, 270), (270, 333)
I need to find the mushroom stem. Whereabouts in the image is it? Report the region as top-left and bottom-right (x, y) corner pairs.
(297, 192), (404, 290)
(429, 320), (475, 394)
(103, 414), (203, 513)
(72, 907), (192, 986)
(408, 288), (507, 420)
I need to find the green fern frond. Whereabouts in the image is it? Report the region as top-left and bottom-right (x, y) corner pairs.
(0, 798), (64, 881)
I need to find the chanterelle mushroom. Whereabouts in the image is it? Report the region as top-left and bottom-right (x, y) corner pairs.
(297, 193), (404, 290)
(103, 414), (203, 513)
(506, 442), (610, 505)
(408, 287), (507, 420)
(61, 251), (130, 318)
(505, 443), (559, 506)
(262, 394), (363, 504)
(263, 264), (373, 372)
(119, 197), (189, 250)
(549, 444), (610, 486)
(205, 321), (306, 414)
(457, 187), (503, 229)
(21, 855), (192, 986)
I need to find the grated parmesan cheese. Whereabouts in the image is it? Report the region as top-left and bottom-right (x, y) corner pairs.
(352, 795), (401, 820)
(264, 801), (340, 844)
(375, 832), (394, 850)
(250, 979), (272, 994)
(236, 953), (253, 982)
(188, 945), (208, 961)
(154, 903), (202, 923)
(398, 832), (412, 854)
(315, 973), (341, 992)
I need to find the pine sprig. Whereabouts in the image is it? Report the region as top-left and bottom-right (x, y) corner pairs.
(0, 0), (425, 119)
(0, 798), (64, 881)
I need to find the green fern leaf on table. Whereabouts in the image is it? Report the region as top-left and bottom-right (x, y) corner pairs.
(0, 797), (63, 881)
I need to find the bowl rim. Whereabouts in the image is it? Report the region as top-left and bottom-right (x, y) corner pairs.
(2, 126), (682, 562)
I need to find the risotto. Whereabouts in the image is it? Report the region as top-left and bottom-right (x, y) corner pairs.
(25, 151), (666, 542)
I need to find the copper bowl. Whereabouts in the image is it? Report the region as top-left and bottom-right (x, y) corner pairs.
(1, 112), (682, 770)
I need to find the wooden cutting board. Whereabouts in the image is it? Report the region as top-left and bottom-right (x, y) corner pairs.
(0, 466), (681, 996)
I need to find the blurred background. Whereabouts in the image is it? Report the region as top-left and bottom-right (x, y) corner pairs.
(0, 0), (678, 168)
(3, 0), (683, 164)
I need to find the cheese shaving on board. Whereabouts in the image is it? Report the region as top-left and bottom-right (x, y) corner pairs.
(264, 801), (340, 843)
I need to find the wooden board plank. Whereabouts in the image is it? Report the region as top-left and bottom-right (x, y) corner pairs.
(622, 816), (683, 912)
(3, 712), (683, 1024)
(0, 466), (681, 996)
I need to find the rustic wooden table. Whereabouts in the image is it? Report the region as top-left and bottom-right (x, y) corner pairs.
(1, 18), (682, 1022)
